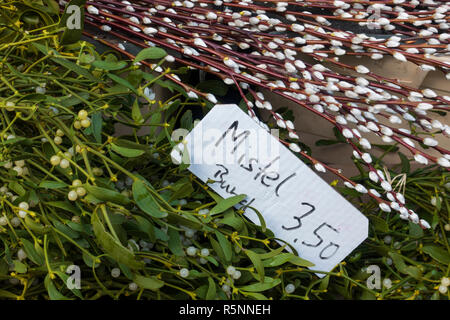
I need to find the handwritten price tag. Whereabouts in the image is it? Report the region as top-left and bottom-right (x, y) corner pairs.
(171, 104), (368, 275)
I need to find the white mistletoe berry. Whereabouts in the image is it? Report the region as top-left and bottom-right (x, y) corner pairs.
(179, 268), (190, 278)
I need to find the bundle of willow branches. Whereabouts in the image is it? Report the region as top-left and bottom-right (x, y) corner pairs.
(76, 0), (450, 229)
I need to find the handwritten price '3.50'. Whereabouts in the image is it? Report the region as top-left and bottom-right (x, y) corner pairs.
(282, 204), (340, 260)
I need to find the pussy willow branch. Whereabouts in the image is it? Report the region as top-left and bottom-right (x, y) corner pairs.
(73, 0), (450, 229)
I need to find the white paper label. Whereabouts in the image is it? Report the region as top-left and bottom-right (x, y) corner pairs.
(171, 104), (368, 275)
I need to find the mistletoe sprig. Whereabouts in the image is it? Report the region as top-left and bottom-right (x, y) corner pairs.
(0, 2), (320, 300)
